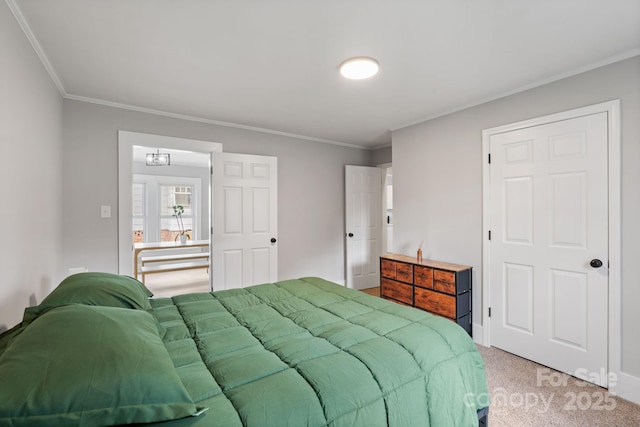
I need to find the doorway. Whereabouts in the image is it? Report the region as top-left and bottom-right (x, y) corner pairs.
(117, 131), (222, 294)
(131, 146), (210, 296)
(344, 165), (383, 290)
(482, 101), (621, 389)
(383, 166), (393, 254)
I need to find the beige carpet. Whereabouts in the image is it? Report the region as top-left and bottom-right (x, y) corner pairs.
(478, 345), (640, 426)
(142, 269), (210, 298)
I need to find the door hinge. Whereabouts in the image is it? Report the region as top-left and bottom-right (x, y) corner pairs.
(211, 226), (213, 235)
(488, 307), (492, 317)
(488, 230), (491, 240)
(488, 153), (491, 164)
(210, 166), (213, 175)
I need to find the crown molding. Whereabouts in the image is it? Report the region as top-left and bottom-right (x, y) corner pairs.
(391, 49), (640, 133)
(7, 0), (373, 150)
(370, 142), (392, 150)
(7, 0), (638, 152)
(6, 0), (66, 96)
(64, 94), (370, 150)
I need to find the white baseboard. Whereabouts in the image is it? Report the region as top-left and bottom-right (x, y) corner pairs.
(472, 323), (484, 345)
(612, 372), (640, 406)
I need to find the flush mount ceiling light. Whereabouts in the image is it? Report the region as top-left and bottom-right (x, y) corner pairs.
(146, 149), (170, 166)
(339, 57), (379, 80)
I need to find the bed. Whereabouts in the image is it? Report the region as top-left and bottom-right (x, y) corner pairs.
(0, 273), (489, 426)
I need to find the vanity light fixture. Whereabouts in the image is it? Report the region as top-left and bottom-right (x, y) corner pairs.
(339, 57), (379, 80)
(146, 149), (170, 166)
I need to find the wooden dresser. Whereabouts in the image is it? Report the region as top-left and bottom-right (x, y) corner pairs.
(380, 253), (472, 335)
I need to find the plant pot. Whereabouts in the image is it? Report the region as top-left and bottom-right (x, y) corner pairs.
(179, 234), (187, 244)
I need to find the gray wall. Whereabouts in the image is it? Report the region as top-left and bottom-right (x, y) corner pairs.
(62, 100), (373, 286)
(392, 56), (640, 378)
(0, 3), (63, 329)
(371, 145), (392, 165)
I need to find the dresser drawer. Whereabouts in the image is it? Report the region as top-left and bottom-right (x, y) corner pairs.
(433, 270), (455, 294)
(433, 269), (472, 294)
(381, 259), (396, 279)
(434, 281), (455, 294)
(396, 262), (413, 283)
(414, 288), (456, 319)
(434, 270), (455, 283)
(414, 265), (433, 288)
(381, 278), (413, 305)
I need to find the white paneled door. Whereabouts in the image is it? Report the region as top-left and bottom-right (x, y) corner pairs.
(213, 153), (277, 290)
(345, 165), (382, 290)
(489, 112), (609, 386)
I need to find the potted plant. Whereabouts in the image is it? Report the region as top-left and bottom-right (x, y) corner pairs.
(172, 205), (191, 244)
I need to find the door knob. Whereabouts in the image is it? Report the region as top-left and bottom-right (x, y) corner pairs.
(270, 238), (277, 243)
(590, 259), (603, 268)
(348, 233), (354, 237)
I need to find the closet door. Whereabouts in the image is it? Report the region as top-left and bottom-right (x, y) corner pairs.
(489, 112), (608, 386)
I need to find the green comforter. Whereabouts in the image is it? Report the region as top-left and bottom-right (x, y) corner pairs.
(149, 277), (488, 427)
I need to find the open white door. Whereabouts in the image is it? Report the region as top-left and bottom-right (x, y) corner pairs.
(212, 153), (277, 290)
(345, 165), (383, 289)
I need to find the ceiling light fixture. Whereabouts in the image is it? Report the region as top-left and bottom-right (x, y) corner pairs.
(146, 149), (170, 166)
(339, 57), (379, 80)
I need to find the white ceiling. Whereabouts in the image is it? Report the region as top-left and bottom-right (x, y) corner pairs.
(11, 0), (640, 149)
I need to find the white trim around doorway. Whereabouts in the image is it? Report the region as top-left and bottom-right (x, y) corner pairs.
(117, 131), (222, 278)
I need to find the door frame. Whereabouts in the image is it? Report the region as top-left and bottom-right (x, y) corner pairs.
(481, 100), (621, 386)
(378, 163), (393, 255)
(117, 131), (222, 280)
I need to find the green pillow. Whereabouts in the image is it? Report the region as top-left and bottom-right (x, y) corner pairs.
(0, 305), (199, 426)
(27, 273), (153, 322)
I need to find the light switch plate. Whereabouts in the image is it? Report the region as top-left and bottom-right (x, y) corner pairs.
(101, 205), (111, 218)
